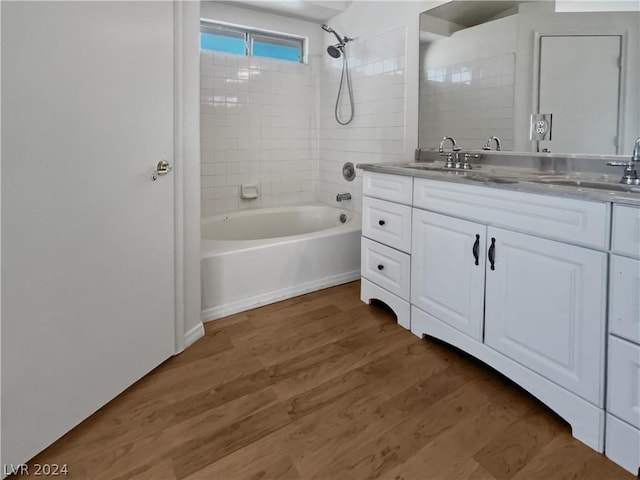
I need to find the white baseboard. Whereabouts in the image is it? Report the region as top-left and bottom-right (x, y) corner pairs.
(184, 322), (205, 349)
(201, 270), (360, 323)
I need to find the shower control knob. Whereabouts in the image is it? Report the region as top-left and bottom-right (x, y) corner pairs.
(378, 220), (385, 226)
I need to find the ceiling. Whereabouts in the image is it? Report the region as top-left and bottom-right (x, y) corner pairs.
(218, 0), (352, 23)
(424, 1), (525, 28)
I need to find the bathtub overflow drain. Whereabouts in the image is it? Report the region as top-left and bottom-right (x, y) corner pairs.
(339, 214), (347, 223)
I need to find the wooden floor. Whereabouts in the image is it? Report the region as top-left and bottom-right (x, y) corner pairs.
(23, 281), (635, 480)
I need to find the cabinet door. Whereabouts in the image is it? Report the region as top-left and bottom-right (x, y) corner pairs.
(411, 210), (486, 340)
(484, 227), (607, 406)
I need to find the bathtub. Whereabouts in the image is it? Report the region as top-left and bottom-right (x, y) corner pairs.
(201, 204), (362, 321)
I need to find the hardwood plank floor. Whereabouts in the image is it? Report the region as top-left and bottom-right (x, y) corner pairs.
(19, 281), (635, 480)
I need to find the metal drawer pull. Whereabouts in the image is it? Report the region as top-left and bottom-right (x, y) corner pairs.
(488, 237), (496, 270)
(473, 234), (480, 266)
(377, 264), (384, 270)
(378, 220), (385, 226)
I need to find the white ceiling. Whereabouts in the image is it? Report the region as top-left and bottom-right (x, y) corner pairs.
(219, 0), (352, 23)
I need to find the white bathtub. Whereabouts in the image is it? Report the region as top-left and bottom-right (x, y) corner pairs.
(201, 204), (362, 321)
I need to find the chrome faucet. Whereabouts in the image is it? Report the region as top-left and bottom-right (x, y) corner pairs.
(482, 136), (502, 151)
(606, 137), (640, 185)
(439, 136), (462, 168)
(336, 192), (351, 201)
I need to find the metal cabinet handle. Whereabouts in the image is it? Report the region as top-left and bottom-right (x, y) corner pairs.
(473, 234), (480, 266)
(377, 264), (384, 270)
(378, 220), (385, 226)
(151, 159), (172, 181)
(488, 237), (496, 270)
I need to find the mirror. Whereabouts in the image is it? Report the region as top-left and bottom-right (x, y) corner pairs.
(418, 1), (640, 156)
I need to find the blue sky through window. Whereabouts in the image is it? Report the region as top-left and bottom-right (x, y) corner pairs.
(253, 41), (300, 62)
(200, 32), (244, 55)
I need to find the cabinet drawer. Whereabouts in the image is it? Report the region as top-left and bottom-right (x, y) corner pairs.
(605, 413), (640, 475)
(609, 255), (640, 344)
(612, 204), (640, 258)
(361, 237), (410, 301)
(413, 178), (609, 249)
(363, 171), (413, 205)
(607, 336), (640, 429)
(362, 196), (412, 253)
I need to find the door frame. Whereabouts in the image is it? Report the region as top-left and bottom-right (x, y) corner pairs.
(174, 0), (203, 354)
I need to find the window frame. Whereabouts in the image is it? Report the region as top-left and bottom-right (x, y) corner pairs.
(200, 20), (306, 64)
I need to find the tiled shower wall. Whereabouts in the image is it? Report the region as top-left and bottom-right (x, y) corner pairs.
(318, 26), (407, 213)
(200, 51), (319, 217)
(419, 53), (515, 151)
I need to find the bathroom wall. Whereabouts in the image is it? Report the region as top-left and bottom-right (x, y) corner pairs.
(318, 25), (408, 212)
(419, 15), (518, 151)
(199, 2), (323, 217)
(200, 51), (319, 216)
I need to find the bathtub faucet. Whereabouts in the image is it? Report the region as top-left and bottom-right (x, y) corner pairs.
(336, 192), (352, 202)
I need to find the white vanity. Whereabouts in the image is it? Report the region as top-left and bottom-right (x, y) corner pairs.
(360, 167), (640, 474)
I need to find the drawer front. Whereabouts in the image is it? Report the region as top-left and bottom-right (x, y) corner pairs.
(362, 196), (412, 253)
(607, 336), (640, 429)
(612, 204), (640, 258)
(413, 178), (609, 249)
(605, 413), (640, 475)
(361, 237), (410, 301)
(363, 171), (413, 205)
(609, 255), (640, 344)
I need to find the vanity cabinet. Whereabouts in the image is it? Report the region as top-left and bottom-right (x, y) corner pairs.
(360, 171), (412, 329)
(604, 204), (640, 475)
(360, 170), (640, 467)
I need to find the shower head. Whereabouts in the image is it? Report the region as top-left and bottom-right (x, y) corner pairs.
(321, 23), (345, 46)
(327, 44), (342, 59)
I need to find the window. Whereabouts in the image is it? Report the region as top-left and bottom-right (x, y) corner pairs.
(200, 21), (304, 63)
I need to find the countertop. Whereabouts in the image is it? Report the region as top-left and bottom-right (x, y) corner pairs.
(357, 161), (640, 207)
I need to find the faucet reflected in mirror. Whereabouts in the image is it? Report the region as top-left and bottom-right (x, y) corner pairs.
(483, 136), (502, 151)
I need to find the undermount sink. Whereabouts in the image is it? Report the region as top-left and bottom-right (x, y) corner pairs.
(532, 177), (640, 193)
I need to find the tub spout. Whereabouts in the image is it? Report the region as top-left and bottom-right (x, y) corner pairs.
(336, 193), (351, 201)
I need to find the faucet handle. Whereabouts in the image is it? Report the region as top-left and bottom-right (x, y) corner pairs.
(607, 161), (632, 167)
(443, 153), (455, 169)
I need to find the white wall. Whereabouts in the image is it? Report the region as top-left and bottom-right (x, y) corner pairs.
(200, 52), (319, 217)
(318, 25), (408, 212)
(199, 2), (324, 217)
(318, 1), (443, 212)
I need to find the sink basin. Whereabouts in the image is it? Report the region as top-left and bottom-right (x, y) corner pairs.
(532, 178), (640, 193)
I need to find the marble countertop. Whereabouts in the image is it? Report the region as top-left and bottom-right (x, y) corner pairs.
(357, 161), (640, 207)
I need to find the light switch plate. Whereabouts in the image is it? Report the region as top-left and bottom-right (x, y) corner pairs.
(530, 113), (553, 141)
